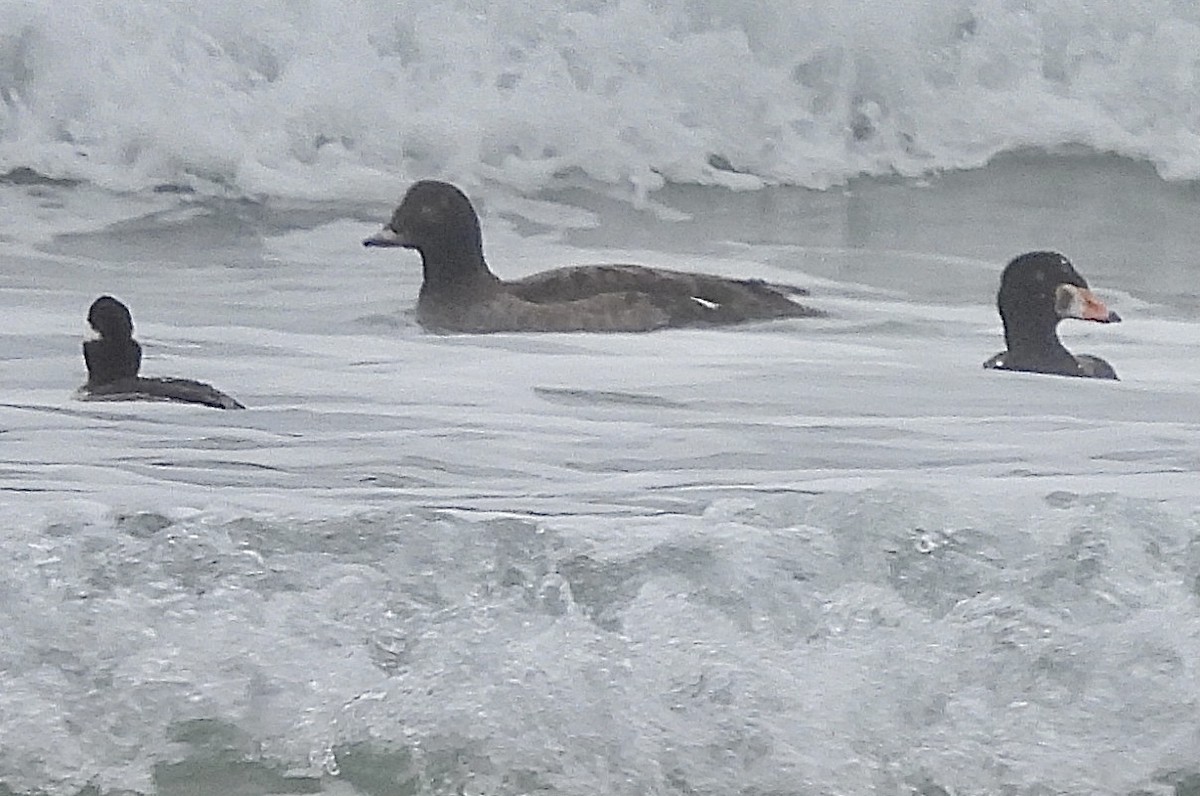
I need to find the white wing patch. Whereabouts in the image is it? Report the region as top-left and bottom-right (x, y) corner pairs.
(691, 296), (720, 310)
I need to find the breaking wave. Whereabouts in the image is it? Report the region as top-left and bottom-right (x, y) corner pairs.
(1, 0), (1199, 200)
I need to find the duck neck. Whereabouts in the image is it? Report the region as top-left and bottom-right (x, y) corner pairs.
(418, 243), (501, 301)
(1003, 315), (1076, 368)
(84, 337), (142, 385)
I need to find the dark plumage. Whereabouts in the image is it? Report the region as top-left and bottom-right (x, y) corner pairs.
(85, 295), (141, 384)
(81, 296), (245, 409)
(363, 180), (822, 333)
(983, 252), (1121, 380)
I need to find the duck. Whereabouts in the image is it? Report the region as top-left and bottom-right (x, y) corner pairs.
(983, 251), (1120, 380)
(79, 295), (245, 409)
(362, 180), (822, 333)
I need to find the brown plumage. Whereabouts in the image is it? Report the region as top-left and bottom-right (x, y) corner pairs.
(81, 295), (245, 409)
(364, 180), (822, 333)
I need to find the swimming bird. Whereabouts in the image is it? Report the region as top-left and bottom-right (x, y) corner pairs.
(983, 251), (1121, 380)
(363, 180), (822, 333)
(80, 295), (245, 409)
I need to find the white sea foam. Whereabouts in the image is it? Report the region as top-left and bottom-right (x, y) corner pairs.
(3, 14), (1200, 785)
(2, 0), (1200, 199)
(4, 181), (1200, 793)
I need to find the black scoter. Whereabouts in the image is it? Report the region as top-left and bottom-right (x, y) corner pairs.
(80, 295), (245, 409)
(983, 251), (1121, 380)
(363, 180), (822, 333)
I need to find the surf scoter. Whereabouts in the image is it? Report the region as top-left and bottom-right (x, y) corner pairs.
(80, 295), (245, 409)
(983, 251), (1121, 380)
(363, 180), (822, 333)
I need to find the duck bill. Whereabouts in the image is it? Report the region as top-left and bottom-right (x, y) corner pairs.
(1056, 284), (1121, 323)
(362, 226), (405, 247)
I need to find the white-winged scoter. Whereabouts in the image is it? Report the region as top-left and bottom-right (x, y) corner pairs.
(363, 180), (822, 333)
(983, 251), (1120, 380)
(81, 295), (245, 409)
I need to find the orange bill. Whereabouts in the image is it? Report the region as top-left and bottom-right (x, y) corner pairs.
(1055, 284), (1121, 323)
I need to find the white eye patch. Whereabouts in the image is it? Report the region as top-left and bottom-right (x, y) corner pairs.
(1054, 284), (1077, 316)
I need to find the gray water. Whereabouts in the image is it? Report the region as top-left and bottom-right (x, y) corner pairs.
(3, 155), (1200, 796)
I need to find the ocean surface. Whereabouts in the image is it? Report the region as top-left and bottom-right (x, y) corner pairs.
(3, 3), (1200, 796)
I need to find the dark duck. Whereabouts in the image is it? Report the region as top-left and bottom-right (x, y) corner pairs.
(80, 296), (245, 409)
(363, 180), (822, 333)
(983, 251), (1121, 380)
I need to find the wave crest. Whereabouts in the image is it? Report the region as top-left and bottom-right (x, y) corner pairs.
(2, 0), (1199, 199)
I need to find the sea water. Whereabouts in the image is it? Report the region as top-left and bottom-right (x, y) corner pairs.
(3, 2), (1200, 795)
(3, 0), (1200, 197)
